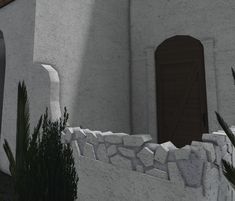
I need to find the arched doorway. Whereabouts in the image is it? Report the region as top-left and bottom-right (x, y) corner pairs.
(0, 31), (6, 135)
(155, 36), (208, 147)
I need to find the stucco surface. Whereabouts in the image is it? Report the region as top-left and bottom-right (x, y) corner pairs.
(76, 155), (185, 201)
(0, 0), (54, 173)
(0, 0), (36, 173)
(130, 0), (235, 140)
(33, 0), (130, 133)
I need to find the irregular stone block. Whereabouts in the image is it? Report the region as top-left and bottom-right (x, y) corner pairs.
(96, 144), (109, 163)
(155, 141), (177, 164)
(83, 129), (98, 145)
(203, 162), (219, 200)
(63, 127), (74, 143)
(168, 162), (184, 186)
(222, 153), (232, 163)
(174, 145), (191, 160)
(64, 127), (74, 135)
(71, 140), (81, 157)
(104, 133), (127, 144)
(83, 143), (96, 160)
(118, 147), (135, 158)
(146, 168), (168, 180)
(93, 131), (104, 142)
(227, 142), (232, 154)
(214, 146), (222, 165)
(191, 145), (207, 161)
(202, 133), (226, 146)
(107, 145), (117, 156)
(154, 161), (167, 172)
(191, 141), (215, 162)
(167, 150), (176, 162)
(73, 127), (86, 140)
(202, 143), (216, 162)
(145, 143), (159, 151)
(95, 131), (113, 143)
(123, 135), (152, 147)
(110, 154), (132, 170)
(137, 147), (154, 167)
(177, 157), (204, 187)
(136, 164), (144, 173)
(232, 147), (235, 165)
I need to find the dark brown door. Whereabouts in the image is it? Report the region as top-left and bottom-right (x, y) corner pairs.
(155, 36), (208, 147)
(0, 31), (5, 135)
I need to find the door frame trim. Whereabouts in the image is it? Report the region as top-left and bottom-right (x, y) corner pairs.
(144, 38), (217, 143)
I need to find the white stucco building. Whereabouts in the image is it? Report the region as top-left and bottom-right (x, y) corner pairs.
(0, 2), (235, 199)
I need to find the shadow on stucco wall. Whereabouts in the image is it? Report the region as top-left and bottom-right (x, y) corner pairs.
(33, 0), (131, 134)
(68, 0), (130, 133)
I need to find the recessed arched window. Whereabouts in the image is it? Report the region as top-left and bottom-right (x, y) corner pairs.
(155, 35), (208, 147)
(0, 30), (6, 136)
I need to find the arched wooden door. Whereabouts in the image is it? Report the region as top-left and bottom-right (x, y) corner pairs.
(155, 36), (208, 147)
(0, 31), (6, 135)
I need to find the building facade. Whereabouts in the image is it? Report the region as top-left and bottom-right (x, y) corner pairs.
(0, 0), (234, 173)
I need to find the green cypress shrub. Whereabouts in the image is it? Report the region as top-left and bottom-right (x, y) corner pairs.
(3, 81), (78, 201)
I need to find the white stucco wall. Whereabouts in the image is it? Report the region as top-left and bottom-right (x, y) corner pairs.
(0, 0), (55, 173)
(0, 0), (36, 173)
(130, 0), (235, 141)
(33, 0), (130, 133)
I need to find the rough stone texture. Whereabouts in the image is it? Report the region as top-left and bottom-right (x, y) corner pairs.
(63, 128), (74, 143)
(202, 134), (226, 146)
(137, 147), (154, 167)
(174, 145), (191, 160)
(64, 127), (74, 135)
(97, 144), (109, 163)
(110, 155), (132, 170)
(191, 145), (208, 161)
(123, 135), (152, 147)
(93, 131), (104, 142)
(145, 143), (159, 151)
(107, 145), (117, 156)
(84, 129), (98, 145)
(222, 153), (232, 163)
(155, 141), (177, 164)
(145, 168), (168, 180)
(168, 162), (185, 187)
(68, 127), (234, 201)
(83, 143), (96, 160)
(199, 142), (215, 162)
(118, 147), (135, 158)
(177, 157), (204, 187)
(203, 163), (219, 200)
(104, 133), (127, 144)
(136, 164), (144, 173)
(227, 142), (232, 154)
(215, 146), (222, 165)
(71, 140), (81, 157)
(73, 127), (87, 140)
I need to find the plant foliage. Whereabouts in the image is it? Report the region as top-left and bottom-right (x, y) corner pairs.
(3, 81), (78, 201)
(216, 67), (235, 189)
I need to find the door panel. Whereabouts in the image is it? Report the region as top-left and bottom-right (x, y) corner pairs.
(156, 36), (208, 147)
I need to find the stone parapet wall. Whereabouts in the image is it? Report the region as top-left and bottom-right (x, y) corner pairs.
(63, 127), (235, 201)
